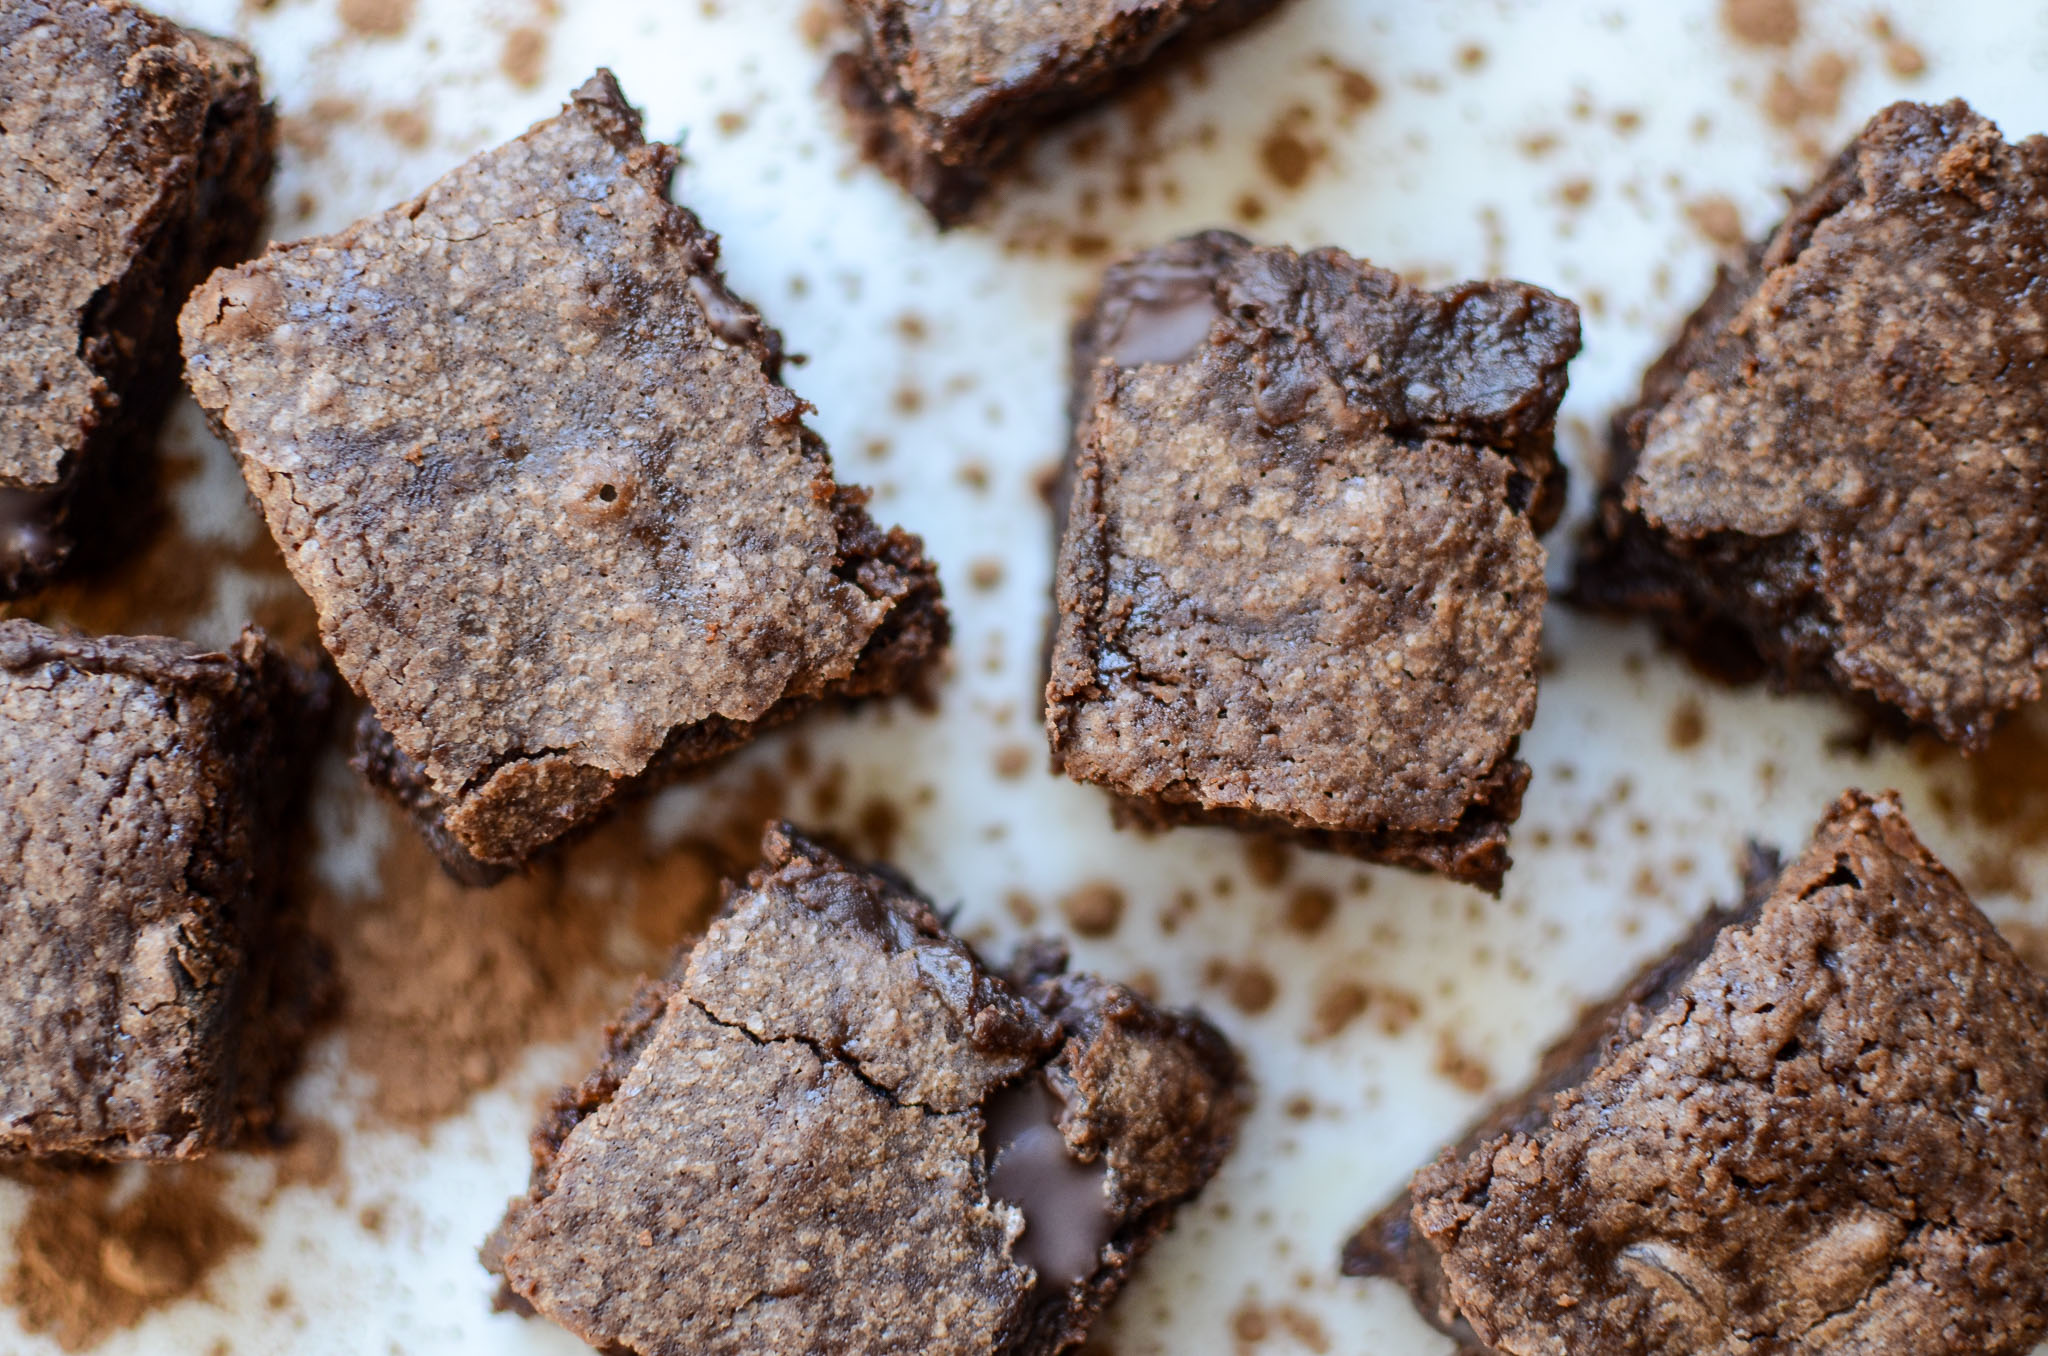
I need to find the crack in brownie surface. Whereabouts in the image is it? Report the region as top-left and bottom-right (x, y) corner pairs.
(1347, 791), (2048, 1355)
(1046, 232), (1579, 891)
(0, 0), (274, 597)
(1576, 100), (2048, 749)
(486, 825), (1243, 1356)
(0, 621), (327, 1160)
(180, 72), (943, 874)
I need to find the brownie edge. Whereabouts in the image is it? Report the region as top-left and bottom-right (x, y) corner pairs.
(1047, 231), (1579, 892)
(0, 621), (330, 1159)
(1574, 100), (2048, 750)
(486, 824), (1244, 1356)
(1347, 791), (2048, 1356)
(182, 72), (947, 879)
(1, 0), (275, 598)
(832, 0), (1290, 226)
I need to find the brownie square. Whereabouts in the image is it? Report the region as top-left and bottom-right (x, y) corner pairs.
(1574, 100), (2048, 750)
(485, 824), (1243, 1356)
(1345, 791), (2048, 1356)
(832, 0), (1290, 226)
(0, 621), (328, 1160)
(1, 0), (274, 599)
(180, 72), (946, 882)
(1045, 232), (1580, 892)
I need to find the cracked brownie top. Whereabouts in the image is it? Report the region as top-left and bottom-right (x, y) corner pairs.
(1405, 791), (2048, 1355)
(486, 825), (1243, 1356)
(180, 72), (938, 868)
(1046, 232), (1579, 889)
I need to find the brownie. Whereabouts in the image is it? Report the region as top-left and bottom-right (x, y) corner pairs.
(1, 0), (274, 599)
(0, 620), (329, 1160)
(1345, 791), (2048, 1356)
(1045, 232), (1579, 892)
(1575, 100), (2048, 750)
(831, 0), (1289, 226)
(485, 824), (1244, 1356)
(180, 72), (946, 882)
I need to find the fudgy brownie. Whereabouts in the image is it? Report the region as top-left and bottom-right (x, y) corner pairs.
(1575, 100), (2048, 750)
(1, 0), (274, 599)
(1045, 232), (1580, 892)
(0, 620), (329, 1160)
(180, 72), (946, 882)
(832, 0), (1290, 226)
(1345, 791), (2048, 1356)
(485, 824), (1243, 1356)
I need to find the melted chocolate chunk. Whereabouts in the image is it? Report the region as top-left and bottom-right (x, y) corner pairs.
(984, 1077), (1113, 1290)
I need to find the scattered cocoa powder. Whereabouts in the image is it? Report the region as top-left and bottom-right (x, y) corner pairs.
(968, 557), (1005, 592)
(337, 0), (412, 38)
(1243, 837), (1291, 887)
(269, 1121), (344, 1198)
(1765, 51), (1852, 128)
(501, 25), (548, 89)
(315, 799), (726, 1125)
(2001, 919), (2048, 974)
(1284, 885), (1335, 935)
(1667, 695), (1708, 750)
(3, 1165), (253, 1351)
(992, 744), (1032, 780)
(378, 105), (432, 150)
(1685, 195), (1745, 248)
(1434, 1030), (1492, 1094)
(1060, 881), (1126, 938)
(1723, 0), (1799, 47)
(1203, 958), (1279, 1015)
(1258, 104), (1325, 192)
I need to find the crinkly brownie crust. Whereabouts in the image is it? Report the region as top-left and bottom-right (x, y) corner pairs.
(1, 0), (274, 598)
(181, 72), (944, 876)
(1575, 101), (2048, 749)
(832, 0), (1289, 226)
(1350, 792), (2048, 1356)
(487, 825), (1243, 1356)
(1047, 232), (1579, 891)
(0, 621), (328, 1159)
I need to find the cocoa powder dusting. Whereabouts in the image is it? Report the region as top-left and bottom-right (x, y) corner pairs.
(500, 26), (547, 89)
(1723, 0), (1799, 47)
(3, 1166), (253, 1351)
(316, 801), (727, 1125)
(337, 0), (412, 38)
